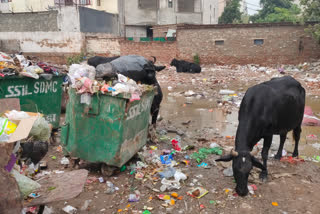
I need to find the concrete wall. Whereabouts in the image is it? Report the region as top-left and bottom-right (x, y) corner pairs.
(0, 11), (58, 32)
(0, 32), (84, 53)
(123, 0), (220, 36)
(57, 7), (81, 32)
(177, 24), (320, 65)
(86, 0), (118, 14)
(79, 6), (118, 33)
(0, 0), (55, 13)
(218, 0), (227, 18)
(0, 6), (118, 34)
(202, 0), (219, 24)
(124, 0), (157, 25)
(125, 26), (147, 37)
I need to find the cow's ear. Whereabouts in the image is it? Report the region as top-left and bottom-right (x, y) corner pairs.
(252, 156), (266, 170)
(216, 154), (233, 162)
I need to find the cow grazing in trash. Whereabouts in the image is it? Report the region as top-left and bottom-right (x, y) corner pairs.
(216, 76), (305, 196)
(170, 58), (201, 73)
(94, 55), (165, 135)
(87, 56), (120, 68)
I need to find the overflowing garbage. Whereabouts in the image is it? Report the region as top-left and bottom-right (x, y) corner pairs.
(67, 57), (155, 105)
(0, 51), (65, 78)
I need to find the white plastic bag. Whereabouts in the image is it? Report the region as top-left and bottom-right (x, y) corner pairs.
(11, 169), (41, 198)
(68, 64), (95, 87)
(29, 117), (51, 141)
(5, 110), (30, 120)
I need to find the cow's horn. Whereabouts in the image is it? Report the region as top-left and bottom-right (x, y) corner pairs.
(231, 149), (238, 157)
(250, 147), (259, 156)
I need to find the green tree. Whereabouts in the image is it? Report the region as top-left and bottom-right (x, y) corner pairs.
(301, 0), (320, 43)
(255, 4), (301, 23)
(250, 0), (296, 22)
(218, 0), (242, 24)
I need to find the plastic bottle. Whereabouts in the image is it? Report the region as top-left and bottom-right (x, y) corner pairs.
(159, 167), (176, 179)
(128, 190), (140, 202)
(105, 181), (115, 194)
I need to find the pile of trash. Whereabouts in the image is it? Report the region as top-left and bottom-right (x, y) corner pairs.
(1, 110), (51, 198)
(68, 60), (154, 105)
(0, 51), (64, 79)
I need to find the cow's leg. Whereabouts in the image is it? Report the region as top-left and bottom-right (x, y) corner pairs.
(151, 84), (163, 125)
(274, 133), (287, 160)
(260, 135), (272, 182)
(149, 84), (162, 143)
(292, 126), (302, 157)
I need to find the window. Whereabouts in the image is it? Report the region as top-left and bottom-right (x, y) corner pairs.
(97, 0), (101, 6)
(168, 0), (173, 8)
(138, 0), (157, 9)
(254, 39), (264, 45)
(178, 0), (194, 12)
(215, 40), (224, 45)
(78, 0), (91, 5)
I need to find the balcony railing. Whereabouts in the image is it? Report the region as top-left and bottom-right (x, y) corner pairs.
(54, 0), (91, 6)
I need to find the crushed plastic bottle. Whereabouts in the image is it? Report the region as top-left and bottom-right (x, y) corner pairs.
(128, 190), (140, 202)
(159, 167), (176, 179)
(105, 181), (115, 194)
(174, 171), (187, 182)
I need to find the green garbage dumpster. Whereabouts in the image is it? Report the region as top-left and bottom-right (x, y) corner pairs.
(61, 88), (154, 175)
(0, 75), (64, 128)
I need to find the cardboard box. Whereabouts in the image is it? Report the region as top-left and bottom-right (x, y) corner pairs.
(0, 112), (38, 144)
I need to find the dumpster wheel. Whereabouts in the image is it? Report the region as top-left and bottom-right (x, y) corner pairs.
(101, 164), (117, 177)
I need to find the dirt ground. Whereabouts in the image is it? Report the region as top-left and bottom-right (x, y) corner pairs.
(36, 64), (320, 214)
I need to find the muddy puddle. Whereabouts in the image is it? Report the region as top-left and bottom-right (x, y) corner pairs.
(160, 87), (320, 158)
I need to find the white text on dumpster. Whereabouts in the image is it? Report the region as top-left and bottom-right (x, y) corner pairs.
(126, 99), (152, 120)
(5, 81), (58, 98)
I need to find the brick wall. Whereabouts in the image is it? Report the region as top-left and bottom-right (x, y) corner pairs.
(177, 24), (320, 65)
(153, 24), (177, 37)
(120, 40), (177, 64)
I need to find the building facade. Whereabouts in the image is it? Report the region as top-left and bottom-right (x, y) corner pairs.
(0, 0), (118, 14)
(120, 0), (222, 37)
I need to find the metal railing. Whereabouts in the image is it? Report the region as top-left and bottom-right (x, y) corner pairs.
(54, 0), (91, 6)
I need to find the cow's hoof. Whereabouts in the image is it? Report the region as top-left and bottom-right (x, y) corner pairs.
(292, 152), (299, 158)
(274, 154), (282, 160)
(259, 172), (268, 182)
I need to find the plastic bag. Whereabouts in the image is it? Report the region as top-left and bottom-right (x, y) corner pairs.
(80, 93), (92, 105)
(0, 52), (14, 63)
(29, 117), (51, 141)
(0, 117), (17, 142)
(20, 70), (39, 79)
(16, 54), (30, 68)
(11, 169), (41, 198)
(5, 110), (30, 120)
(68, 64), (95, 87)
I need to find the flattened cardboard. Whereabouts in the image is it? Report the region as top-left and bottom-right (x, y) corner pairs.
(0, 114), (38, 144)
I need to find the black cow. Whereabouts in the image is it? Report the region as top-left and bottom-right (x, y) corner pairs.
(95, 55), (166, 128)
(216, 76), (305, 196)
(170, 58), (201, 73)
(87, 56), (120, 68)
(116, 59), (164, 126)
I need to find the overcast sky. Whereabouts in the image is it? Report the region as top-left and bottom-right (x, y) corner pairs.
(245, 0), (261, 15)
